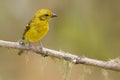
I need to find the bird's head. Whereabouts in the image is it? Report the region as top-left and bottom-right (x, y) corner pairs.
(34, 9), (57, 21)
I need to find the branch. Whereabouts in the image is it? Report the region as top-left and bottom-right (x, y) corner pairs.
(0, 40), (120, 71)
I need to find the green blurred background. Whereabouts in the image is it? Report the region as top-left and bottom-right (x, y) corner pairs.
(0, 0), (120, 80)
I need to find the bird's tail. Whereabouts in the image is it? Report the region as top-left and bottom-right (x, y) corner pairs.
(18, 50), (24, 55)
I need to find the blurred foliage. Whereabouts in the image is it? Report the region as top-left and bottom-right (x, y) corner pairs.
(0, 0), (120, 80)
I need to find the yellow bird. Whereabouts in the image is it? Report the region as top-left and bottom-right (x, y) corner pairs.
(18, 9), (57, 55)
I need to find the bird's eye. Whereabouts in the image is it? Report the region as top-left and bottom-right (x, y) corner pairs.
(44, 14), (49, 16)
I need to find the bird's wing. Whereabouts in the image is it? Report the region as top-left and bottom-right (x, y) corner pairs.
(22, 20), (32, 40)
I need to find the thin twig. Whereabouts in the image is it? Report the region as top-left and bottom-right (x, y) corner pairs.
(0, 40), (120, 71)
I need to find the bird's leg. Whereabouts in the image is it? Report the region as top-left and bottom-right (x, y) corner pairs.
(39, 41), (48, 57)
(39, 41), (43, 52)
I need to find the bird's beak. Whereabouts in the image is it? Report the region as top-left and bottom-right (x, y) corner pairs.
(52, 13), (57, 17)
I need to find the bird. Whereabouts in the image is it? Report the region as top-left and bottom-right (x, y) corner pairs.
(18, 9), (57, 55)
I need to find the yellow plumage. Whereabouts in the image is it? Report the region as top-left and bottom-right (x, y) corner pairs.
(21, 9), (57, 44)
(18, 9), (56, 55)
